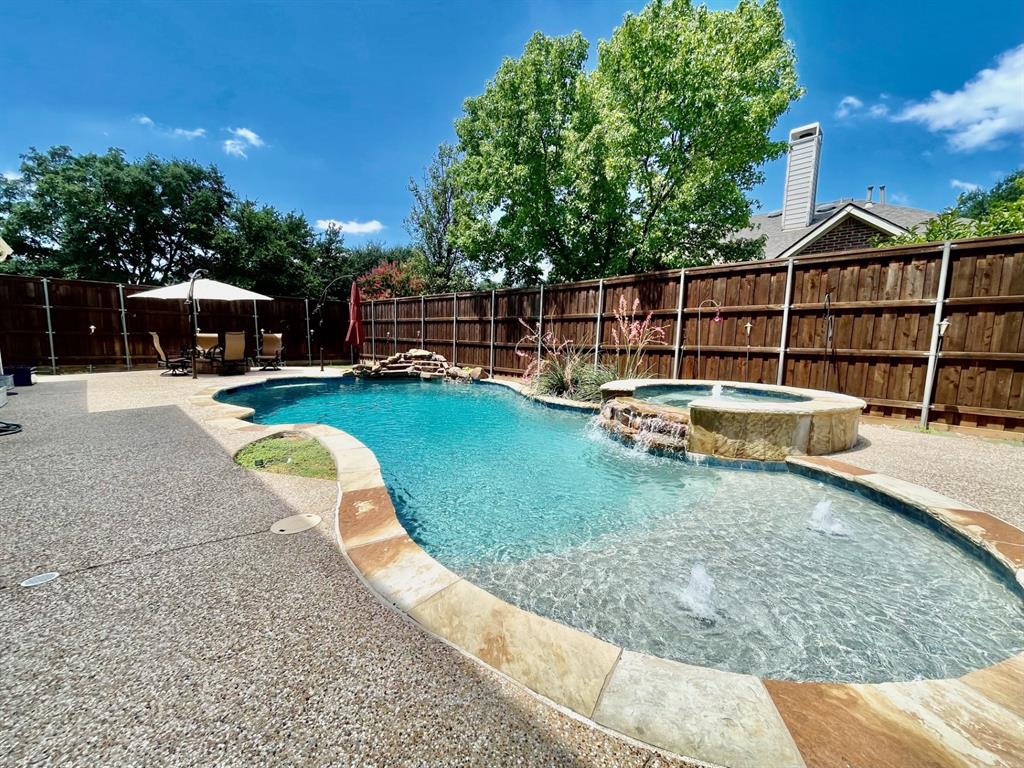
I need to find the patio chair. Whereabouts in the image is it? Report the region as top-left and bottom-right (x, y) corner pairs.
(256, 332), (284, 370)
(149, 332), (191, 376)
(219, 331), (248, 376)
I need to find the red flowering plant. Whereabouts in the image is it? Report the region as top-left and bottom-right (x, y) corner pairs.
(610, 295), (667, 378)
(357, 261), (426, 299)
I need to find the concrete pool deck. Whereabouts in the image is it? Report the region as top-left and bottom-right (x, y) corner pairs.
(2, 369), (1022, 767)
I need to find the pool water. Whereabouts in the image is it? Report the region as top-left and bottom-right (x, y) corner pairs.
(637, 383), (811, 410)
(220, 378), (1024, 682)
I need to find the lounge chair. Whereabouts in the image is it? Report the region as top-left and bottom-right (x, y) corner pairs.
(256, 332), (284, 370)
(220, 331), (248, 375)
(149, 332), (191, 376)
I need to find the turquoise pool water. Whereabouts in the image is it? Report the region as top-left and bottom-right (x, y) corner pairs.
(219, 377), (1024, 682)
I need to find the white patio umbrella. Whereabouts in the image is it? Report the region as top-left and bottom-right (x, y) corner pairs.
(129, 271), (273, 378)
(129, 278), (273, 302)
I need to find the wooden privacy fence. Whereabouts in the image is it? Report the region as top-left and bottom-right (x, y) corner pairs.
(0, 275), (352, 370)
(362, 234), (1024, 432)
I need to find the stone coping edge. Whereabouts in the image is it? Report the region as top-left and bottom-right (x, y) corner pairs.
(200, 373), (1024, 768)
(602, 378), (866, 416)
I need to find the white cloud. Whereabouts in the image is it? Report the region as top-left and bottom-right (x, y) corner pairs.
(133, 115), (206, 140)
(889, 192), (910, 205)
(223, 139), (249, 158)
(222, 127), (265, 159)
(895, 44), (1024, 151)
(950, 179), (981, 193)
(172, 127), (206, 140)
(2, 170), (21, 181)
(835, 96), (863, 119)
(315, 218), (384, 235)
(227, 127), (264, 147)
(836, 95), (891, 121)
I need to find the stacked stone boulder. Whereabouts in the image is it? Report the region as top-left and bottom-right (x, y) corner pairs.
(352, 349), (488, 382)
(598, 397), (690, 454)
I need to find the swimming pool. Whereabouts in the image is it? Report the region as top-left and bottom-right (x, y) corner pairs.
(219, 377), (1024, 682)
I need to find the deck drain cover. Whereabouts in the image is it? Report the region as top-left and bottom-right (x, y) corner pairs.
(271, 514), (321, 535)
(21, 572), (59, 588)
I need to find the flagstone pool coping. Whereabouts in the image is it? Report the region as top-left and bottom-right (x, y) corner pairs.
(197, 374), (1024, 768)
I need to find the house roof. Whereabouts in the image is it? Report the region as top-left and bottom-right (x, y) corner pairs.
(734, 199), (936, 259)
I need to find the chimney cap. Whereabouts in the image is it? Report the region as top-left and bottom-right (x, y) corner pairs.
(788, 122), (822, 142)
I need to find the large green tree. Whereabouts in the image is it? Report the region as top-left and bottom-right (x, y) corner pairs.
(0, 145), (401, 298)
(449, 0), (798, 284)
(406, 143), (477, 292)
(209, 200), (317, 296)
(0, 146), (231, 283)
(595, 0), (798, 270)
(453, 31), (624, 284)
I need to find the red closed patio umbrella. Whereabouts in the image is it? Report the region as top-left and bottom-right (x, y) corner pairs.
(344, 282), (364, 354)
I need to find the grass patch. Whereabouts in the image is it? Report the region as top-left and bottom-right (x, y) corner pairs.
(235, 432), (337, 479)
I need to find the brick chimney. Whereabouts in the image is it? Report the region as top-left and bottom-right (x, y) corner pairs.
(781, 123), (822, 231)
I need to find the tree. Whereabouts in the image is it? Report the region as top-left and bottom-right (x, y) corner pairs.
(450, 2), (799, 283)
(955, 169), (1024, 220)
(406, 143), (476, 292)
(880, 178), (1024, 247)
(207, 201), (317, 296)
(303, 224), (350, 300)
(0, 146), (230, 283)
(453, 32), (623, 285)
(594, 0), (800, 271)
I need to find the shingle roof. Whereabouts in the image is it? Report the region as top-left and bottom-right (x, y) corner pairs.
(733, 199), (936, 259)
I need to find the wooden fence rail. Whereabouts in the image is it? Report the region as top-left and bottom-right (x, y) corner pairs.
(2, 233), (1021, 431)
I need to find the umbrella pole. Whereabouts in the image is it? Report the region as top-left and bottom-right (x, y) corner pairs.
(191, 299), (199, 379)
(188, 269), (205, 380)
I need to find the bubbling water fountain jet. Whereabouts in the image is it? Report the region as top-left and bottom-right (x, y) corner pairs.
(710, 382), (724, 399)
(808, 498), (849, 537)
(680, 563), (717, 623)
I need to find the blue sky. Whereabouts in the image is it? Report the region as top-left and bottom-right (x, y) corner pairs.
(3, 0), (1022, 244)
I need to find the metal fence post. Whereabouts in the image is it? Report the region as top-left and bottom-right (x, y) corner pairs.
(252, 299), (262, 360)
(42, 277), (57, 374)
(393, 297), (398, 355)
(304, 298), (312, 365)
(117, 283), (132, 369)
(672, 269), (685, 378)
(920, 241), (953, 429)
(593, 279), (604, 367)
(775, 258), (796, 386)
(420, 295), (425, 348)
(370, 300), (376, 359)
(489, 289), (496, 377)
(451, 292), (457, 365)
(536, 285), (544, 362)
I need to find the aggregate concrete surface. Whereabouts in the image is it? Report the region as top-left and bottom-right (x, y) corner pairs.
(844, 423), (1024, 530)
